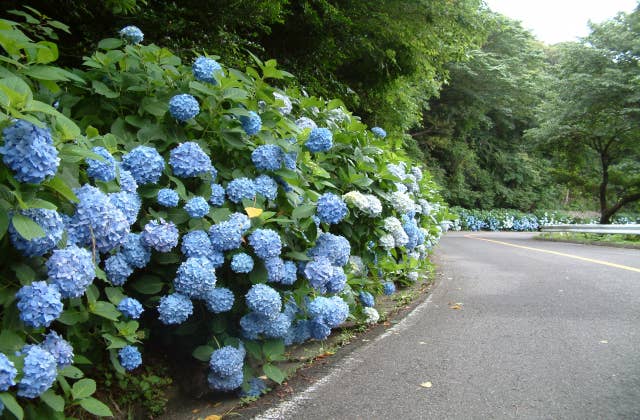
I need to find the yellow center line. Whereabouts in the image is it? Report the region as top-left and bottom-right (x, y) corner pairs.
(464, 234), (640, 273)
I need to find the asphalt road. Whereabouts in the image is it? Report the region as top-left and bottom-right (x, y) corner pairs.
(254, 232), (640, 419)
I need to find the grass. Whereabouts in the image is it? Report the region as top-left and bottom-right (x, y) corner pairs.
(536, 232), (640, 249)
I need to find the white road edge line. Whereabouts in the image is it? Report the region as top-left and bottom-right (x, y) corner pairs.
(254, 289), (437, 420)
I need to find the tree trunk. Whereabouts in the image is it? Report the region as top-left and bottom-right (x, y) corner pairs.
(599, 154), (610, 224)
(601, 192), (640, 223)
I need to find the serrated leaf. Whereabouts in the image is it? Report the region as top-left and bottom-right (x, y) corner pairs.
(291, 203), (316, 220)
(192, 345), (214, 362)
(285, 251), (311, 261)
(11, 213), (45, 240)
(262, 363), (285, 384)
(90, 301), (120, 321)
(130, 275), (164, 294)
(262, 339), (284, 360)
(0, 208), (9, 240)
(245, 207), (263, 218)
(104, 287), (125, 305)
(78, 397), (113, 417)
(71, 378), (96, 400)
(92, 80), (119, 98)
(0, 392), (24, 419)
(40, 389), (65, 412)
(98, 38), (123, 50)
(44, 176), (78, 202)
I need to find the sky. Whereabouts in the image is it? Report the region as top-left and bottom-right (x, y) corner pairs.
(484, 0), (638, 44)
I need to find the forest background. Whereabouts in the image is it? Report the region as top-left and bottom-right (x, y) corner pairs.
(3, 0), (639, 222)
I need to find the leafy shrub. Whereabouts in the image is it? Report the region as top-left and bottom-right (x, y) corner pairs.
(0, 12), (446, 418)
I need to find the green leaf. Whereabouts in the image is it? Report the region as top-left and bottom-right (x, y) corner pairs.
(244, 340), (262, 360)
(102, 333), (128, 350)
(58, 365), (84, 379)
(98, 38), (123, 50)
(130, 275), (164, 294)
(53, 113), (81, 140)
(0, 208), (8, 240)
(58, 309), (89, 326)
(92, 80), (119, 98)
(12, 262), (36, 284)
(262, 339), (284, 360)
(209, 208), (232, 223)
(24, 198), (57, 210)
(44, 176), (79, 202)
(263, 363), (286, 384)
(35, 41), (58, 64)
(192, 345), (214, 362)
(0, 76), (33, 109)
(0, 392), (24, 420)
(71, 378), (96, 400)
(140, 97), (167, 117)
(11, 213), (45, 240)
(40, 390), (65, 412)
(90, 301), (120, 321)
(285, 251), (311, 261)
(78, 397), (113, 417)
(0, 330), (24, 354)
(291, 204), (316, 220)
(104, 287), (125, 305)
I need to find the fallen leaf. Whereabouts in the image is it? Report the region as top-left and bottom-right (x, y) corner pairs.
(192, 409), (200, 414)
(245, 207), (263, 218)
(600, 340), (608, 344)
(449, 304), (461, 310)
(420, 381), (433, 388)
(204, 416), (222, 420)
(419, 341), (427, 345)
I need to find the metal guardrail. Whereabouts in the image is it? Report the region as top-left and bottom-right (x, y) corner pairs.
(540, 224), (640, 235)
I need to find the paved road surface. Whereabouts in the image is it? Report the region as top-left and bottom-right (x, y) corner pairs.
(254, 232), (640, 419)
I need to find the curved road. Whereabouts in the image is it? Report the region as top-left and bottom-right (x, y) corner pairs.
(254, 232), (640, 419)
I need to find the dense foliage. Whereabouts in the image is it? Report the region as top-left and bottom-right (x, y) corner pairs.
(0, 11), (446, 418)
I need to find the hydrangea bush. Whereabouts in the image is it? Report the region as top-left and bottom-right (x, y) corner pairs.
(0, 15), (447, 417)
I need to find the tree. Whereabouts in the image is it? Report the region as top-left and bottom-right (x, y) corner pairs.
(415, 14), (550, 210)
(526, 10), (640, 223)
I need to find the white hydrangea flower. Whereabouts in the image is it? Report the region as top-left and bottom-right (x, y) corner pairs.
(389, 191), (416, 214)
(407, 272), (419, 282)
(363, 307), (379, 324)
(394, 182), (408, 194)
(379, 234), (396, 251)
(273, 92), (292, 115)
(347, 256), (366, 277)
(295, 117), (317, 130)
(386, 163), (407, 180)
(327, 107), (350, 124)
(383, 217), (408, 247)
(343, 191), (382, 217)
(411, 166), (423, 181)
(419, 199), (433, 215)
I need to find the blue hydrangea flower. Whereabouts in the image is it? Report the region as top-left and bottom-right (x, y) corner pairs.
(248, 229), (282, 259)
(359, 291), (375, 308)
(303, 257), (334, 294)
(204, 287), (235, 313)
(285, 319), (312, 345)
(228, 213), (251, 233)
(239, 377), (267, 398)
(265, 257), (284, 283)
(309, 296), (349, 328)
(174, 257), (217, 298)
(118, 297), (144, 319)
(209, 251), (225, 268)
(17, 346), (57, 398)
(316, 193), (347, 224)
(371, 127), (387, 138)
(208, 370), (243, 392)
(16, 281), (62, 328)
(119, 25), (143, 44)
(263, 313), (291, 338)
(240, 312), (268, 339)
(169, 142), (213, 177)
(105, 253), (133, 286)
(383, 281), (396, 295)
(0, 353), (17, 391)
(142, 219), (179, 252)
(281, 261), (298, 285)
(108, 191), (141, 225)
(245, 284), (281, 319)
(41, 331), (74, 368)
(240, 111), (262, 135)
(284, 151), (297, 171)
(157, 293), (193, 325)
(305, 127), (333, 152)
(192, 56), (223, 84)
(68, 185), (129, 253)
(209, 221), (243, 251)
(209, 183), (226, 206)
(118, 345), (142, 371)
(309, 320), (331, 340)
(169, 94), (200, 122)
(157, 188), (180, 207)
(251, 144), (283, 171)
(185, 196), (210, 218)
(308, 233), (351, 266)
(181, 230), (214, 258)
(86, 146), (117, 182)
(8, 208), (64, 257)
(122, 146), (165, 185)
(118, 168), (138, 193)
(46, 245), (95, 298)
(327, 266), (346, 293)
(226, 177), (256, 203)
(120, 233), (151, 269)
(0, 120), (59, 184)
(231, 253), (254, 273)
(255, 174), (278, 200)
(209, 346), (244, 377)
